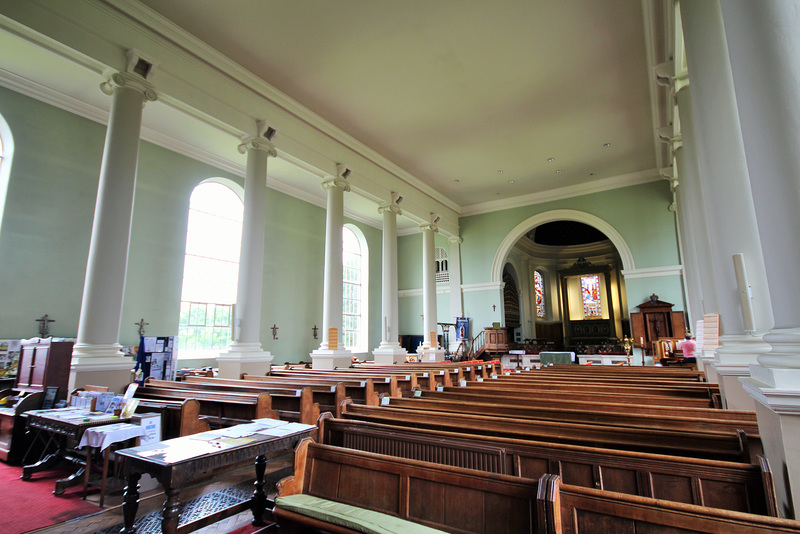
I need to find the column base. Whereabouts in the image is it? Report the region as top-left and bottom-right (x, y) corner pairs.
(741, 365), (800, 519)
(217, 346), (274, 379)
(710, 333), (769, 410)
(310, 349), (353, 370)
(712, 364), (756, 411)
(69, 342), (136, 395)
(372, 343), (408, 365)
(417, 347), (446, 362)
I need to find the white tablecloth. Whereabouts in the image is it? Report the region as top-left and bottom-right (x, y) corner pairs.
(78, 422), (146, 451)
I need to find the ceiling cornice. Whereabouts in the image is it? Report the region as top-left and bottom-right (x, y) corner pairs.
(0, 65), (382, 230)
(460, 168), (661, 217)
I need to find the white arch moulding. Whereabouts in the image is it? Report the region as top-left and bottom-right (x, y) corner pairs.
(490, 209), (635, 283)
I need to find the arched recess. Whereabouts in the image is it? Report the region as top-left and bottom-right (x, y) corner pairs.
(491, 209), (635, 283)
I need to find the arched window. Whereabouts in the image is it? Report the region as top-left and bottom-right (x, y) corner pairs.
(343, 224), (368, 353)
(534, 270), (546, 319)
(435, 247), (449, 283)
(178, 182), (243, 357)
(0, 112), (14, 237)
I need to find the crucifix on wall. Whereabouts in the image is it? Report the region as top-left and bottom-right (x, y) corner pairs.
(35, 314), (55, 337)
(271, 324), (279, 340)
(135, 318), (149, 336)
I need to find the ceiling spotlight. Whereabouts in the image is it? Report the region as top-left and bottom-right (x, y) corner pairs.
(508, 180), (514, 184)
(497, 170), (504, 174)
(589, 172), (595, 176)
(603, 143), (612, 148)
(556, 169), (563, 173)
(547, 157), (555, 162)
(453, 179), (460, 183)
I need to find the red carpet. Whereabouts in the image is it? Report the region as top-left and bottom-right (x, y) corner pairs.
(0, 461), (101, 534)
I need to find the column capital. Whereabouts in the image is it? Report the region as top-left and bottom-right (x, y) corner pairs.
(378, 202), (402, 216)
(237, 136), (278, 157)
(321, 175), (351, 192)
(99, 71), (157, 103)
(418, 222), (438, 233)
(448, 236), (463, 246)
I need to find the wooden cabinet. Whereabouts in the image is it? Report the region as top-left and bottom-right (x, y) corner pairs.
(15, 339), (72, 402)
(0, 390), (43, 463)
(630, 296), (686, 355)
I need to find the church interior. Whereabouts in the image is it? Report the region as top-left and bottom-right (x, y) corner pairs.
(1, 1), (800, 533)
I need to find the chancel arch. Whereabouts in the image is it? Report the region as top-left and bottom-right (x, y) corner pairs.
(493, 210), (632, 351)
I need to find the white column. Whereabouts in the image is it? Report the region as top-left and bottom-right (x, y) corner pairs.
(418, 218), (444, 361)
(720, 0), (800, 518)
(217, 133), (276, 378)
(310, 174), (352, 369)
(372, 197), (407, 364)
(680, 0), (773, 409)
(70, 71), (157, 394)
(674, 85), (720, 377)
(448, 236), (464, 353)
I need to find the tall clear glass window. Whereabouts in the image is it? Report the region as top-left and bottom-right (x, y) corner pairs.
(342, 226), (363, 350)
(178, 182), (243, 356)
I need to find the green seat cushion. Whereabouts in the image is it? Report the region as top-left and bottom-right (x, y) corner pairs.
(275, 494), (445, 534)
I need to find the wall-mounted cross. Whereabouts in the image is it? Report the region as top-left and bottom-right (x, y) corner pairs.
(492, 305), (497, 312)
(312, 325), (319, 339)
(135, 318), (149, 336)
(271, 324), (279, 340)
(35, 314), (55, 337)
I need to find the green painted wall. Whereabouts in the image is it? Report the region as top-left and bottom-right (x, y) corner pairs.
(0, 87), (382, 364)
(0, 85), (103, 338)
(121, 143), (242, 349)
(398, 180), (684, 338)
(458, 182), (679, 286)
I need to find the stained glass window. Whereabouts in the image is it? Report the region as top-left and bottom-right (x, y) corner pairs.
(581, 275), (602, 318)
(534, 271), (545, 318)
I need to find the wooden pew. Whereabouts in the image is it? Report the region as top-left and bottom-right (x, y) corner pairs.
(340, 402), (755, 463)
(483, 372), (722, 396)
(417, 388), (757, 424)
(140, 379), (320, 425)
(133, 398), (210, 438)
(134, 383), (277, 426)
(269, 369), (412, 396)
(382, 395), (760, 435)
(539, 364), (706, 381)
(537, 474), (800, 533)
(179, 376), (343, 417)
(241, 374), (381, 407)
(272, 438), (542, 534)
(319, 416), (778, 516)
(459, 381), (720, 408)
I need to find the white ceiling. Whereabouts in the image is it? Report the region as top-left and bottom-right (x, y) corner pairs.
(0, 0), (670, 232)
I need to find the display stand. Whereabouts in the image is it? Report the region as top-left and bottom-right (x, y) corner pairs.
(134, 336), (177, 384)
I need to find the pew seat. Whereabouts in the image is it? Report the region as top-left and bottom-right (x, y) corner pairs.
(273, 438), (541, 533)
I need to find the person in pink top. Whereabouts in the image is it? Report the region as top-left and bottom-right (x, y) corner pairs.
(677, 332), (696, 363)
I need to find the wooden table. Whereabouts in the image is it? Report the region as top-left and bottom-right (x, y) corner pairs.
(22, 408), (131, 495)
(79, 422), (145, 507)
(116, 419), (314, 534)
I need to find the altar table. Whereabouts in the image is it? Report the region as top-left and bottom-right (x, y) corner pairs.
(116, 419), (314, 534)
(539, 351), (575, 365)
